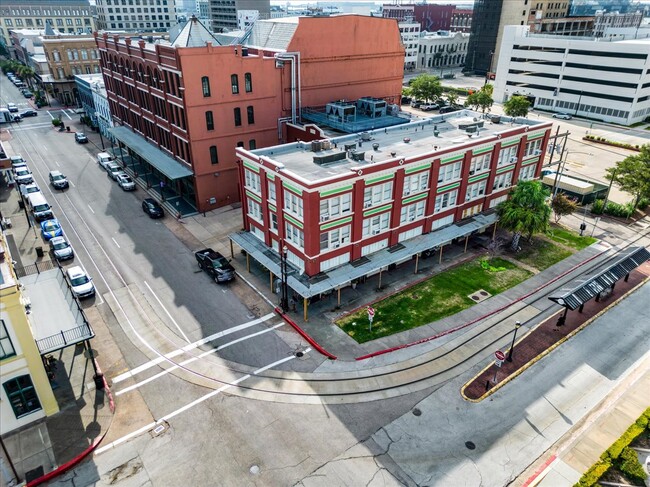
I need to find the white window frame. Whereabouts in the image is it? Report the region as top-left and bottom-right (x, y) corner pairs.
(320, 225), (351, 250)
(465, 180), (487, 201)
(319, 193), (351, 220)
(497, 146), (518, 167)
(492, 172), (513, 191)
(402, 171), (429, 196)
(244, 168), (261, 193)
(469, 153), (491, 174)
(267, 180), (276, 202)
(363, 181), (393, 208)
(247, 198), (262, 222)
(362, 212), (390, 237)
(437, 162), (461, 184)
(524, 138), (542, 157)
(519, 164), (536, 181)
(434, 190), (458, 213)
(269, 212), (278, 233)
(399, 200), (425, 224)
(284, 222), (304, 249)
(284, 190), (303, 218)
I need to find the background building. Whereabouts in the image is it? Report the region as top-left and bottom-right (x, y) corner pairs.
(210, 0), (270, 32)
(450, 7), (473, 33)
(398, 18), (421, 71)
(0, 0), (95, 55)
(91, 78), (114, 143)
(417, 31), (469, 72)
(94, 0), (176, 32)
(592, 9), (644, 37)
(494, 25), (650, 125)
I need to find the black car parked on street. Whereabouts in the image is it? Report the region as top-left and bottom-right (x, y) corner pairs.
(142, 198), (164, 218)
(195, 248), (235, 283)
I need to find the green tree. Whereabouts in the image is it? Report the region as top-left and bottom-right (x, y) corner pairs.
(503, 95), (531, 118)
(496, 180), (552, 251)
(17, 65), (35, 89)
(409, 74), (443, 103)
(482, 83), (494, 97)
(605, 145), (650, 208)
(444, 92), (459, 107)
(465, 90), (493, 113)
(551, 193), (578, 223)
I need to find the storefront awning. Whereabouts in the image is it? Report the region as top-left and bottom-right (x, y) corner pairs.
(110, 126), (193, 180)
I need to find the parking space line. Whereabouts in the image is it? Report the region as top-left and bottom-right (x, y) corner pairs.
(87, 204), (94, 214)
(62, 110), (72, 120)
(46, 111), (54, 119)
(111, 237), (120, 248)
(144, 280), (191, 343)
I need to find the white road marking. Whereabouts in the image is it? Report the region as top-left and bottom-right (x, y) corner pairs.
(115, 323), (284, 396)
(96, 349), (310, 455)
(46, 111), (54, 119)
(54, 160), (60, 167)
(143, 280), (191, 343)
(111, 312), (275, 384)
(111, 237), (121, 248)
(42, 145), (48, 152)
(69, 181), (75, 188)
(62, 110), (72, 120)
(87, 204), (94, 214)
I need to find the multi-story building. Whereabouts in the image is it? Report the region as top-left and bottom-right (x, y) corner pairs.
(41, 32), (101, 105)
(95, 0), (176, 32)
(92, 78), (114, 143)
(494, 25), (650, 125)
(231, 111), (552, 309)
(450, 7), (473, 33)
(399, 19), (420, 71)
(0, 0), (95, 55)
(97, 15), (404, 215)
(196, 0), (211, 21)
(1, 233), (59, 435)
(417, 31), (469, 72)
(593, 10), (643, 38)
(210, 0), (270, 32)
(382, 3), (456, 32)
(569, 0), (641, 16)
(75, 73), (104, 128)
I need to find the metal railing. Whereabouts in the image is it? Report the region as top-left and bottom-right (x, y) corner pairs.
(35, 323), (94, 355)
(13, 259), (58, 278)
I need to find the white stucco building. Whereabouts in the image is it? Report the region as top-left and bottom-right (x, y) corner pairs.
(494, 25), (650, 126)
(399, 19), (420, 71)
(417, 31), (469, 72)
(91, 79), (113, 142)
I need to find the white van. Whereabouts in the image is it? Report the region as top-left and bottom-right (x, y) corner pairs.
(97, 152), (114, 169)
(27, 193), (53, 222)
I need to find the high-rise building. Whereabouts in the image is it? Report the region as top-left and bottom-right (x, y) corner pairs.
(569, 0), (641, 16)
(210, 0), (270, 32)
(95, 0), (176, 32)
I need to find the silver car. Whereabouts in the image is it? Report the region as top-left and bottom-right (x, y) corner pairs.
(116, 173), (136, 191)
(14, 167), (34, 185)
(66, 266), (95, 299)
(20, 183), (41, 197)
(50, 235), (74, 261)
(105, 162), (122, 180)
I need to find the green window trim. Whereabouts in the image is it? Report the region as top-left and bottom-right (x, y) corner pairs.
(441, 154), (464, 164)
(246, 190), (261, 203)
(366, 173), (394, 185)
(320, 185), (353, 198)
(243, 160), (259, 173)
(284, 213), (303, 229)
(521, 158), (539, 166)
(363, 203), (392, 218)
(404, 163), (432, 175)
(266, 172), (275, 181)
(496, 165), (515, 175)
(468, 172), (490, 183)
(500, 138), (520, 148)
(283, 182), (303, 196)
(437, 181), (461, 193)
(472, 146), (493, 155)
(403, 192), (428, 205)
(321, 216), (353, 230)
(268, 203), (277, 212)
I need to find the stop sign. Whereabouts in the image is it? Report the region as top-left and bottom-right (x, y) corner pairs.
(495, 350), (506, 361)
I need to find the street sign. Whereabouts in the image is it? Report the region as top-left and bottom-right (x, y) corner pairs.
(367, 306), (375, 332)
(494, 350), (506, 361)
(495, 360), (503, 368)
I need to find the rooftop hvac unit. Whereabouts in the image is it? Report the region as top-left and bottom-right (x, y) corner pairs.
(350, 151), (366, 162)
(344, 143), (357, 152)
(322, 140), (332, 150)
(311, 140), (323, 152)
(361, 132), (371, 141)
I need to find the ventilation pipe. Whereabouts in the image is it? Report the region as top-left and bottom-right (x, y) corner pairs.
(275, 52), (301, 124)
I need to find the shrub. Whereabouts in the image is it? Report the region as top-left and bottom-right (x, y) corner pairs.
(591, 199), (604, 215)
(575, 460), (611, 487)
(617, 447), (647, 485)
(604, 202), (635, 218)
(51, 118), (62, 127)
(637, 197), (649, 210)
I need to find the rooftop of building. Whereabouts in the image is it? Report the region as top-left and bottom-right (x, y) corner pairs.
(1, 0), (92, 6)
(248, 110), (549, 184)
(74, 73), (105, 86)
(0, 236), (18, 291)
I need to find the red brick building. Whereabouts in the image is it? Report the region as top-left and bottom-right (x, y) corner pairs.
(96, 15), (404, 215)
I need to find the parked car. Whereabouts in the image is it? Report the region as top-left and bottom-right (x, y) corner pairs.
(116, 173), (136, 191)
(49, 170), (69, 189)
(552, 113), (572, 120)
(420, 103), (440, 111)
(11, 114), (22, 122)
(74, 132), (89, 143)
(20, 183), (41, 197)
(8, 103), (19, 113)
(10, 155), (26, 167)
(410, 100), (423, 109)
(20, 109), (38, 117)
(97, 152), (114, 169)
(22, 90), (33, 98)
(142, 198), (164, 218)
(50, 235), (74, 261)
(439, 105), (461, 114)
(66, 266), (95, 299)
(14, 167), (34, 185)
(40, 218), (63, 240)
(105, 163), (122, 180)
(195, 248), (236, 283)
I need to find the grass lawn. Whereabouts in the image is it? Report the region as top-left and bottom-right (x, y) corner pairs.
(336, 257), (532, 343)
(545, 225), (597, 250)
(515, 237), (573, 270)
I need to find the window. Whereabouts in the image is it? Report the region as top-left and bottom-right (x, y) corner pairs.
(247, 106), (254, 124)
(403, 171), (429, 196)
(81, 49), (88, 60)
(236, 141), (244, 147)
(469, 153), (491, 174)
(400, 200), (426, 224)
(320, 225), (351, 250)
(4, 19), (12, 26)
(231, 74), (239, 94)
(434, 190), (458, 213)
(437, 161), (461, 183)
(362, 212), (390, 237)
(201, 76), (210, 97)
(284, 190), (303, 217)
(0, 320), (16, 359)
(209, 145), (218, 165)
(319, 193), (352, 220)
(249, 139), (256, 150)
(234, 107), (241, 126)
(205, 110), (214, 130)
(363, 181), (393, 208)
(492, 172), (513, 191)
(285, 222), (304, 248)
(245, 72), (252, 92)
(269, 212), (278, 232)
(16, 19), (23, 26)
(498, 145), (518, 166)
(519, 164), (536, 181)
(465, 180), (487, 201)
(66, 18), (73, 25)
(244, 168), (261, 192)
(267, 180), (276, 202)
(321, 252), (351, 272)
(67, 50), (74, 61)
(247, 198), (262, 221)
(57, 19), (63, 26)
(4, 375), (41, 418)
(524, 138), (542, 157)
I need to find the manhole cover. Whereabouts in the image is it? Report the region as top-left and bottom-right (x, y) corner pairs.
(295, 351), (304, 358)
(249, 465), (260, 475)
(480, 290), (489, 296)
(471, 295), (480, 301)
(412, 408), (422, 416)
(465, 441), (476, 450)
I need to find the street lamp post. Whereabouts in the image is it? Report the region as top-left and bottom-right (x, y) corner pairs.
(280, 244), (289, 313)
(507, 321), (522, 362)
(574, 90), (584, 116)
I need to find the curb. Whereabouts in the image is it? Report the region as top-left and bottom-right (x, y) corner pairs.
(274, 307), (338, 360)
(459, 273), (650, 403)
(355, 249), (606, 361)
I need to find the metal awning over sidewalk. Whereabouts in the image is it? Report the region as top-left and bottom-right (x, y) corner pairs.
(109, 126), (193, 180)
(230, 212), (497, 299)
(548, 246), (650, 310)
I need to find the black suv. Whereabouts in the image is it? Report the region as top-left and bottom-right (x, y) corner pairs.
(195, 248), (235, 283)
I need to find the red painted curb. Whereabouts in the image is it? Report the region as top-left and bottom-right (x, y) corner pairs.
(26, 432), (107, 487)
(275, 307), (337, 360)
(355, 250), (606, 361)
(521, 455), (557, 487)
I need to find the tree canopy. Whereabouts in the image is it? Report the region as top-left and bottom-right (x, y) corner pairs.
(503, 95), (531, 118)
(605, 145), (650, 208)
(496, 180), (552, 250)
(551, 193), (578, 223)
(465, 86), (493, 113)
(408, 74), (443, 103)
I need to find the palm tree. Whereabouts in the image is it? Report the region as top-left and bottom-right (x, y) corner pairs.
(496, 180), (552, 251)
(17, 65), (36, 89)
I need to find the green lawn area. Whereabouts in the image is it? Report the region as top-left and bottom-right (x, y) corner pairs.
(336, 257), (532, 343)
(545, 225), (597, 250)
(515, 238), (573, 270)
